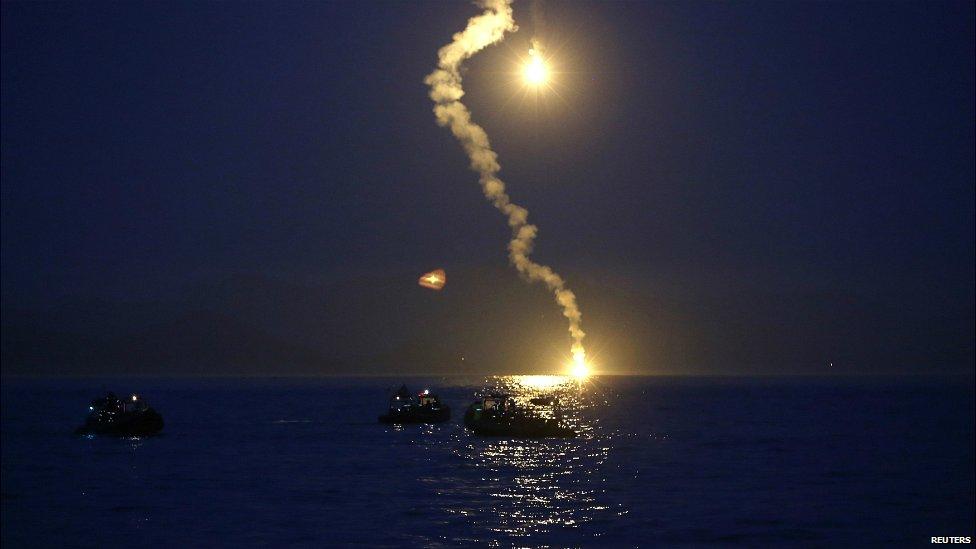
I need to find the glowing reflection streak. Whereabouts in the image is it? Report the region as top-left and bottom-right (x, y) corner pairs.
(448, 375), (621, 540)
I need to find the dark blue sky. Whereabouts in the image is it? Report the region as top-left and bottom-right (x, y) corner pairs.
(2, 1), (973, 374)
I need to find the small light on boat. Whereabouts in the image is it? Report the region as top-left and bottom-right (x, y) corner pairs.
(423, 389), (429, 395)
(89, 406), (94, 410)
(131, 395), (138, 401)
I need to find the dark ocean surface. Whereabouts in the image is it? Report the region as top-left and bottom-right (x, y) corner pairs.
(2, 375), (973, 547)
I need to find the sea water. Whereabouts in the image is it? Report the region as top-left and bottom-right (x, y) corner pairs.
(2, 375), (973, 547)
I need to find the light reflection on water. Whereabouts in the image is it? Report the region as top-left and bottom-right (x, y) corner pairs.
(4, 376), (970, 546)
(444, 375), (622, 542)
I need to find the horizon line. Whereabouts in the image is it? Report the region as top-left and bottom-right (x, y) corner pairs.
(3, 371), (973, 380)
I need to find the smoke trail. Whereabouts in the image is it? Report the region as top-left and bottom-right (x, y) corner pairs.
(530, 0), (547, 50)
(424, 0), (586, 364)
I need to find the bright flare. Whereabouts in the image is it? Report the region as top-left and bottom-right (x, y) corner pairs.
(570, 350), (590, 378)
(418, 268), (446, 290)
(523, 49), (549, 86)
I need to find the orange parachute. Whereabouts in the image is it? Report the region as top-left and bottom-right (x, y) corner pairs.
(418, 268), (446, 291)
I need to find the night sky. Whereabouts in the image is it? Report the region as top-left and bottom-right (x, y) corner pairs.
(2, 1), (973, 376)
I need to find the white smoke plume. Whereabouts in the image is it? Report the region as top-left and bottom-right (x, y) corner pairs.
(424, 0), (586, 363)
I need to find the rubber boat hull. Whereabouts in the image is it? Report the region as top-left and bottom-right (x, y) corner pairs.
(463, 403), (575, 438)
(75, 409), (164, 436)
(378, 406), (451, 424)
